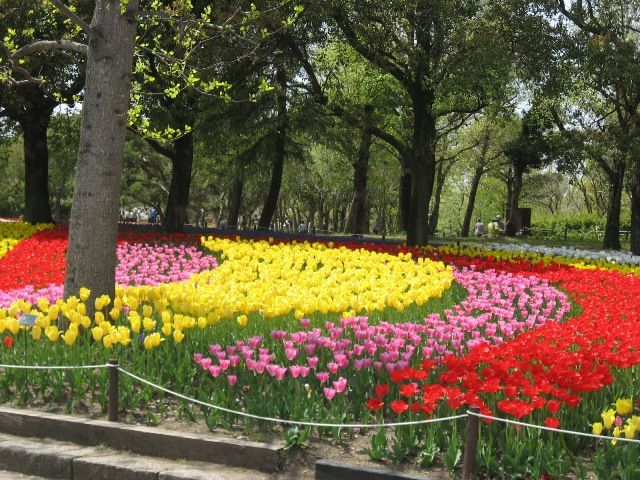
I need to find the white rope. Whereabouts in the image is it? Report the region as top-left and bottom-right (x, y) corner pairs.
(0, 363), (109, 370)
(468, 410), (640, 445)
(118, 367), (467, 429)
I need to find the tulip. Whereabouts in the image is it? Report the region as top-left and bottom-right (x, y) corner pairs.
(173, 329), (185, 343)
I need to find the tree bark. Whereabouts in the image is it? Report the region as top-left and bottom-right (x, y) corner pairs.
(603, 161), (625, 250)
(427, 162), (445, 236)
(398, 166), (411, 232)
(405, 89), (437, 246)
(258, 64), (287, 230)
(460, 163), (485, 237)
(345, 105), (373, 234)
(163, 132), (194, 232)
(21, 113), (54, 224)
(64, 0), (139, 302)
(506, 164), (524, 236)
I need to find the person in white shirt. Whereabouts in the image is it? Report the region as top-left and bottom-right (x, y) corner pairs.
(474, 218), (487, 237)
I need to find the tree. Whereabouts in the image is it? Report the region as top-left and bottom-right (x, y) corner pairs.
(63, 0), (140, 300)
(11, 0), (301, 304)
(0, 0), (88, 223)
(459, 119), (510, 237)
(540, 0), (640, 251)
(325, 0), (512, 245)
(503, 106), (555, 235)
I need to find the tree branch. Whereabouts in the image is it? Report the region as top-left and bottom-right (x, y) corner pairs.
(144, 136), (174, 159)
(333, 8), (410, 87)
(47, 0), (91, 34)
(12, 40), (87, 59)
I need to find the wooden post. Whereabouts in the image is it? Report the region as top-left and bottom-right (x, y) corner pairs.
(462, 406), (480, 479)
(108, 359), (119, 422)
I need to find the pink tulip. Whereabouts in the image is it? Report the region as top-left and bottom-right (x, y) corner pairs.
(323, 387), (336, 400)
(333, 377), (347, 393)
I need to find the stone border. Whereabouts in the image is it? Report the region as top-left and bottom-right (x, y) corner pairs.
(315, 460), (431, 480)
(0, 406), (284, 473)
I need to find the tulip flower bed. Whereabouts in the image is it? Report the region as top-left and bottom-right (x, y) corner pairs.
(0, 223), (639, 478)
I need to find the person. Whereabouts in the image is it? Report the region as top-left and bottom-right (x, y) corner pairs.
(488, 215), (505, 236)
(148, 207), (157, 224)
(298, 222), (307, 233)
(474, 218), (487, 237)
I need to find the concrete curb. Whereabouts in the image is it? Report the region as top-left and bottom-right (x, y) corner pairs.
(0, 433), (273, 480)
(0, 406), (284, 473)
(315, 460), (431, 480)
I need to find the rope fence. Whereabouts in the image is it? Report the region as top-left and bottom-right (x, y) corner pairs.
(118, 366), (467, 428)
(0, 363), (108, 370)
(0, 360), (636, 479)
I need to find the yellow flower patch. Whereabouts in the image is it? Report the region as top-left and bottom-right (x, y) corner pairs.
(119, 237), (454, 326)
(0, 222), (52, 260)
(0, 238), (454, 349)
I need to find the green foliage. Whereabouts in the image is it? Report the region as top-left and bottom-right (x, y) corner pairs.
(594, 440), (640, 479)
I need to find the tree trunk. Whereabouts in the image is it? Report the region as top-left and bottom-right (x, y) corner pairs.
(258, 65), (287, 230)
(21, 114), (53, 224)
(227, 174), (243, 229)
(603, 161), (625, 250)
(345, 105), (373, 234)
(398, 165), (411, 232)
(163, 132), (194, 232)
(506, 165), (524, 236)
(427, 162), (445, 236)
(460, 164), (485, 237)
(405, 90), (437, 246)
(64, 0), (139, 302)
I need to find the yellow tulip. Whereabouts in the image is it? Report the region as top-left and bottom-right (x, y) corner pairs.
(143, 317), (156, 331)
(602, 409), (616, 429)
(173, 329), (185, 343)
(236, 315), (248, 328)
(95, 297), (105, 311)
(197, 317), (207, 329)
(592, 422), (603, 435)
(100, 294), (111, 308)
(161, 323), (173, 336)
(109, 307), (120, 321)
(616, 398), (633, 415)
(37, 298), (49, 312)
(142, 305), (153, 317)
(48, 305), (59, 321)
(95, 312), (105, 324)
(100, 321), (112, 335)
(103, 335), (113, 349)
(117, 327), (131, 346)
(80, 316), (91, 329)
(61, 330), (77, 346)
(79, 288), (90, 302)
(31, 326), (42, 341)
(45, 325), (59, 342)
(91, 326), (104, 342)
(143, 335), (153, 350)
(6, 317), (19, 335)
(624, 426), (636, 439)
(130, 318), (141, 334)
(150, 332), (162, 347)
(76, 303), (86, 316)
